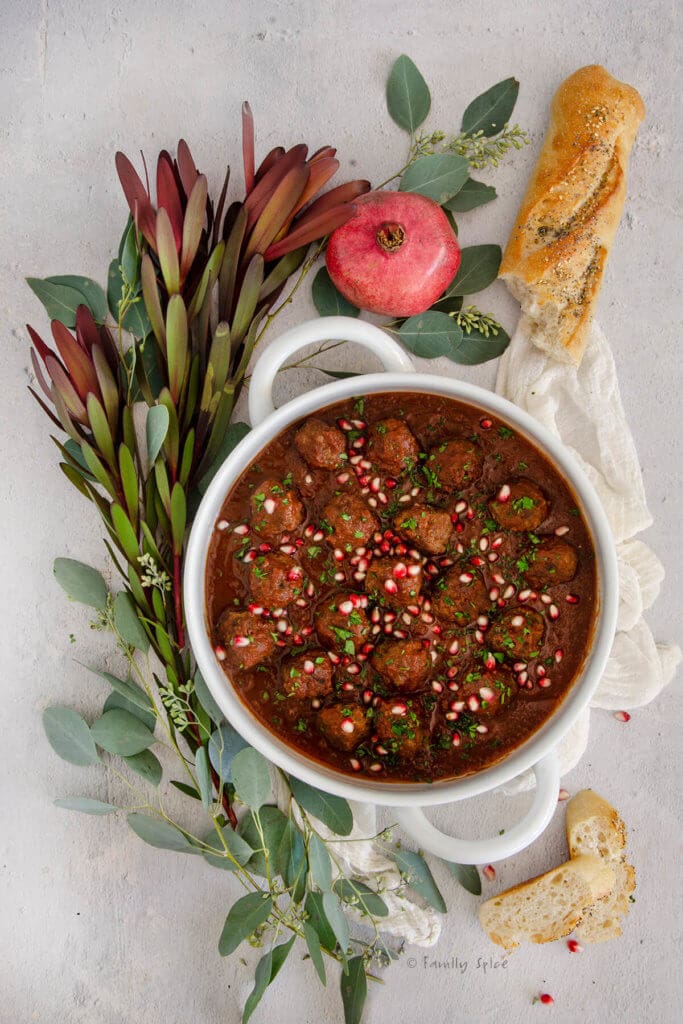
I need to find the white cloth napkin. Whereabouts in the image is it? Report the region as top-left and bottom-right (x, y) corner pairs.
(277, 319), (680, 947)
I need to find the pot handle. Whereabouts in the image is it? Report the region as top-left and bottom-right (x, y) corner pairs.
(393, 752), (560, 865)
(248, 316), (414, 426)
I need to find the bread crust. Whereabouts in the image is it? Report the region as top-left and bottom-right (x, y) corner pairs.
(500, 65), (645, 364)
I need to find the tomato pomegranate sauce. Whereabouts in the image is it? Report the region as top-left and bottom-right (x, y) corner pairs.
(205, 393), (598, 784)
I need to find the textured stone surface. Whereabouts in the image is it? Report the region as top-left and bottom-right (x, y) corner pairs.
(0, 1), (681, 1022)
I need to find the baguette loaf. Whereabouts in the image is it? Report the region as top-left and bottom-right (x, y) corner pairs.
(566, 789), (636, 943)
(499, 65), (645, 365)
(479, 854), (614, 952)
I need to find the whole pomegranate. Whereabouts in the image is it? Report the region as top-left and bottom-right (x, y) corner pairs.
(325, 190), (461, 317)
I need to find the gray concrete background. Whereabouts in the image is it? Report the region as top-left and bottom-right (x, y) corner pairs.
(1, 1), (681, 1022)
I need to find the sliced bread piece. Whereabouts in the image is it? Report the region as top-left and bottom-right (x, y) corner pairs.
(566, 789), (636, 943)
(479, 854), (615, 952)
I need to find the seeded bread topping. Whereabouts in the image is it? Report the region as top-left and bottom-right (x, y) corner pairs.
(206, 393), (598, 782)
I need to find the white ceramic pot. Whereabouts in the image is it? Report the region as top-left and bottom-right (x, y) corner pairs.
(185, 316), (619, 864)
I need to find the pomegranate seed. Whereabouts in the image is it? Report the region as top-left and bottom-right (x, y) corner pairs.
(369, 762), (382, 772)
(517, 670), (528, 685)
(554, 648), (563, 663)
(368, 497), (378, 508)
(340, 719), (355, 734)
(466, 507), (475, 521)
(446, 668), (458, 680)
(384, 578), (399, 595)
(477, 614), (489, 628)
(336, 472), (350, 484)
(474, 630), (484, 644)
(346, 663), (361, 675)
(407, 563), (422, 578)
(480, 418), (493, 429)
(313, 530), (324, 542)
(488, 587), (500, 602)
(301, 626), (313, 636)
(399, 494), (411, 503)
(351, 419), (366, 429)
(467, 695), (480, 712)
(487, 551), (499, 562)
(491, 535), (504, 549)
(537, 665), (546, 677)
(349, 455), (362, 466)
(410, 486), (420, 497)
(555, 525), (570, 536)
(247, 603), (264, 615)
(362, 689), (373, 705)
(454, 521), (465, 533)
(503, 584), (516, 599)
(232, 522), (248, 535)
(549, 604), (560, 620)
(478, 536), (489, 552)
(385, 477), (397, 489)
(214, 645), (227, 661)
(518, 588), (532, 602)
(539, 994), (554, 1006)
(328, 651), (341, 665)
(302, 660), (316, 675)
(393, 562), (407, 579)
(511, 615), (525, 627)
(391, 702), (408, 716)
(483, 865), (496, 881)
(233, 635), (251, 647)
(431, 680), (444, 693)
(311, 698), (321, 709)
(484, 652), (496, 670)
(493, 572), (505, 585)
(337, 418), (352, 431)
(243, 549), (257, 563)
(459, 572), (473, 584)
(479, 686), (495, 701)
(454, 500), (467, 514)
(263, 497), (276, 515)
(338, 600), (354, 616)
(567, 939), (583, 953)
(513, 661), (527, 672)
(370, 476), (381, 493)
(476, 724), (488, 734)
(614, 710), (631, 722)
(539, 677), (552, 688)
(216, 519), (230, 532)
(446, 711), (459, 721)
(470, 555), (485, 567)
(333, 548), (345, 562)
(451, 732), (461, 747)
(448, 639), (460, 655)
(334, 571), (345, 582)
(304, 474), (313, 485)
(558, 788), (570, 801)
(496, 484), (511, 503)
(566, 593), (580, 604)
(349, 758), (361, 771)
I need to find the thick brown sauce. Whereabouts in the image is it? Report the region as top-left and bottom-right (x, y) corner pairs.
(206, 393), (598, 783)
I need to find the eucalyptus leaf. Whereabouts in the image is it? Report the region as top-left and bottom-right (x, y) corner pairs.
(195, 745), (213, 809)
(319, 369), (362, 380)
(146, 405), (170, 465)
(127, 812), (197, 853)
(431, 294), (463, 316)
(341, 956), (367, 1024)
(308, 832), (332, 890)
(446, 244), (502, 296)
(242, 950), (273, 1024)
(42, 706), (99, 766)
(197, 422), (251, 495)
(113, 591), (150, 652)
(392, 848), (447, 912)
(193, 670), (224, 725)
(208, 723), (249, 783)
(104, 691), (156, 732)
(53, 558), (108, 609)
(63, 439), (95, 479)
(203, 826), (253, 871)
(303, 921), (326, 984)
(444, 178), (497, 212)
(123, 749), (162, 786)
(386, 54), (431, 133)
(238, 807), (289, 877)
(304, 891), (336, 951)
(218, 891), (274, 956)
(86, 665), (153, 714)
(27, 275), (107, 326)
(232, 747), (271, 810)
(311, 268), (359, 318)
(170, 780), (201, 800)
(448, 325), (510, 365)
(321, 892), (349, 956)
(90, 709), (155, 756)
(399, 154), (469, 205)
(54, 796), (116, 815)
(398, 311), (462, 359)
(461, 77), (520, 137)
(287, 775), (353, 836)
(445, 861), (482, 895)
(277, 818), (307, 899)
(333, 878), (389, 918)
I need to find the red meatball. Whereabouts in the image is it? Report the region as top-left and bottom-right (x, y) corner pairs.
(294, 419), (347, 470)
(427, 438), (484, 489)
(316, 595), (370, 652)
(250, 479), (305, 540)
(323, 492), (379, 550)
(249, 552), (303, 609)
(432, 569), (489, 623)
(365, 556), (423, 608)
(371, 639), (432, 691)
(488, 479), (549, 532)
(281, 650), (334, 699)
(488, 609), (545, 661)
(367, 418), (420, 475)
(393, 504), (453, 555)
(451, 668), (516, 717)
(215, 610), (276, 670)
(525, 537), (578, 586)
(317, 704), (370, 752)
(374, 700), (429, 758)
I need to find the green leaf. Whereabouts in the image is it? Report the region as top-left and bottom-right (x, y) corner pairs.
(231, 747), (271, 810)
(127, 812), (196, 853)
(319, 369), (362, 380)
(304, 891), (336, 951)
(287, 776), (353, 836)
(123, 749), (162, 786)
(386, 54), (431, 133)
(27, 275), (107, 326)
(196, 745), (213, 809)
(193, 670), (224, 724)
(146, 405), (170, 465)
(218, 891), (273, 956)
(392, 848), (447, 912)
(444, 178), (497, 212)
(448, 324), (510, 365)
(118, 216), (141, 287)
(208, 723), (249, 782)
(170, 780), (201, 800)
(90, 709), (155, 756)
(445, 861), (482, 895)
(113, 591), (150, 652)
(431, 294), (463, 316)
(334, 878), (389, 918)
(399, 154), (469, 205)
(107, 260), (152, 338)
(461, 77), (520, 138)
(311, 268), (359, 317)
(54, 796), (116, 815)
(63, 438), (95, 479)
(86, 666), (153, 714)
(197, 422), (251, 495)
(341, 956), (367, 1024)
(321, 891), (349, 956)
(42, 706), (99, 766)
(308, 832), (332, 890)
(303, 921), (326, 984)
(239, 807), (289, 877)
(243, 950), (273, 1024)
(104, 691), (156, 732)
(53, 557), (108, 609)
(203, 826), (254, 871)
(446, 244), (502, 297)
(270, 934), (296, 981)
(277, 818), (307, 899)
(398, 310), (463, 359)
